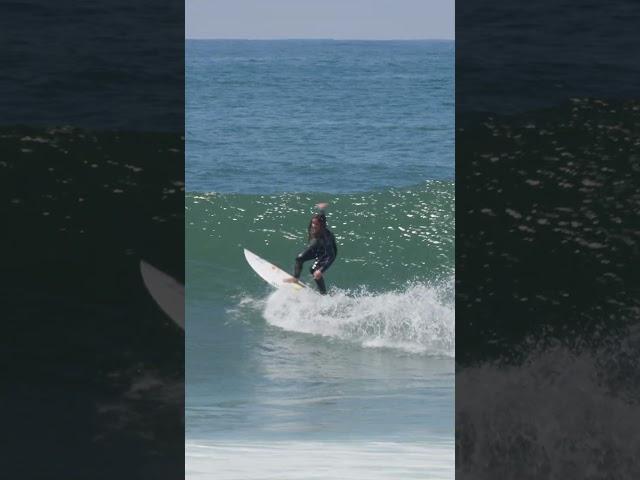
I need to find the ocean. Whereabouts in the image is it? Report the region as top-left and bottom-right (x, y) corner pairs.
(186, 39), (453, 193)
(455, 1), (640, 471)
(2, 1), (184, 475)
(186, 40), (454, 479)
(455, 99), (640, 478)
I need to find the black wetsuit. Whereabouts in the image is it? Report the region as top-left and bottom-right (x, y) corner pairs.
(294, 229), (337, 294)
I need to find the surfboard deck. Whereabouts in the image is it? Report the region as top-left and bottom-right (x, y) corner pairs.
(140, 260), (185, 329)
(244, 248), (308, 291)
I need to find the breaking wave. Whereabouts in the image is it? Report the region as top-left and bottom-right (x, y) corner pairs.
(251, 281), (454, 356)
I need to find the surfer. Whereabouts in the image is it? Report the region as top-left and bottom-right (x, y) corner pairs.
(285, 203), (337, 294)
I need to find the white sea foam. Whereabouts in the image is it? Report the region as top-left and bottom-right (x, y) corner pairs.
(186, 440), (453, 480)
(260, 282), (454, 356)
(457, 336), (640, 479)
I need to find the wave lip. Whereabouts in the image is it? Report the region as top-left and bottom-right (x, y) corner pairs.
(261, 282), (454, 356)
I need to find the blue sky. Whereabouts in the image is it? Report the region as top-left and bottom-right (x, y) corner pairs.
(186, 0), (454, 40)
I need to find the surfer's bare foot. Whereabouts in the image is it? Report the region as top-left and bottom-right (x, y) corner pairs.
(283, 278), (298, 284)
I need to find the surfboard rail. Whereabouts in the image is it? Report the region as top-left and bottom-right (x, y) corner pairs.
(243, 248), (308, 290)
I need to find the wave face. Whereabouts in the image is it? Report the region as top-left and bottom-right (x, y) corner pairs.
(186, 181), (454, 450)
(187, 181), (453, 288)
(187, 181), (454, 354)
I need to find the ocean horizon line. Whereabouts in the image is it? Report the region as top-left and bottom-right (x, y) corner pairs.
(186, 37), (454, 42)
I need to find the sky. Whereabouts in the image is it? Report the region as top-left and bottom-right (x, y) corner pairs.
(186, 0), (454, 40)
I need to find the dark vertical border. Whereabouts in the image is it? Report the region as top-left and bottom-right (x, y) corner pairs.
(456, 1), (640, 478)
(1, 1), (184, 477)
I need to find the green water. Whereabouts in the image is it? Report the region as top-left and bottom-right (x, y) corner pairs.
(186, 181), (454, 445)
(187, 181), (454, 297)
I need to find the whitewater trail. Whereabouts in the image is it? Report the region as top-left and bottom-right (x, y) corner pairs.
(233, 282), (454, 357)
(456, 333), (640, 479)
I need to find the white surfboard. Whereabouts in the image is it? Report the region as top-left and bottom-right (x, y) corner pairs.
(140, 260), (185, 330)
(243, 248), (307, 291)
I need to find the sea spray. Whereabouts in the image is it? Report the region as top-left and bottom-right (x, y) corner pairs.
(232, 281), (454, 356)
(456, 329), (640, 479)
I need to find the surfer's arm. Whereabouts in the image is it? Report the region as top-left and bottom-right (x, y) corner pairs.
(317, 258), (335, 274)
(316, 238), (336, 273)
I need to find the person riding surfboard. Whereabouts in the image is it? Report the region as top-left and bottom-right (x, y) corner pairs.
(284, 203), (337, 294)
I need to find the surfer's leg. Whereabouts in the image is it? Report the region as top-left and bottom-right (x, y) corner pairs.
(314, 277), (327, 295)
(310, 263), (327, 294)
(294, 258), (303, 278)
(294, 249), (316, 278)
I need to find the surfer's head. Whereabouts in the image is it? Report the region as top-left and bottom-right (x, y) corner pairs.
(308, 213), (326, 239)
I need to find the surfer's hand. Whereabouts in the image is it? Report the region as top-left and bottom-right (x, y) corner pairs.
(313, 270), (323, 280)
(315, 202), (329, 210)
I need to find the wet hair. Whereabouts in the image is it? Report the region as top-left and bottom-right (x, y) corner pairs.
(307, 213), (327, 241)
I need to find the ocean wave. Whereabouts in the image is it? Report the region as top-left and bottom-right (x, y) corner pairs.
(187, 182), (455, 293)
(456, 329), (640, 479)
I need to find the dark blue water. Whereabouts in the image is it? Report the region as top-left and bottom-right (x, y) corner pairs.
(2, 2), (185, 475)
(186, 40), (454, 193)
(456, 0), (640, 116)
(1, 0), (183, 131)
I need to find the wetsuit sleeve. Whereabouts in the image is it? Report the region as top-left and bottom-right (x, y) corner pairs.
(293, 238), (318, 278)
(317, 236), (336, 273)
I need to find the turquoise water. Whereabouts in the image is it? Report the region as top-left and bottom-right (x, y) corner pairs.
(186, 40), (454, 479)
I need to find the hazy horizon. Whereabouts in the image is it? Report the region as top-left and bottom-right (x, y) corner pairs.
(186, 0), (454, 40)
